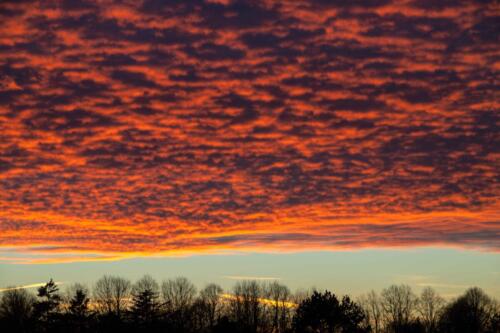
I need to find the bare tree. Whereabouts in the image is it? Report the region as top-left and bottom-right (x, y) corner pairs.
(292, 288), (313, 306)
(132, 275), (159, 296)
(381, 284), (417, 331)
(231, 280), (262, 333)
(487, 299), (500, 333)
(0, 288), (35, 332)
(93, 275), (131, 317)
(266, 281), (292, 333)
(199, 283), (224, 328)
(161, 277), (197, 312)
(417, 287), (444, 333)
(93, 277), (113, 315)
(359, 290), (383, 333)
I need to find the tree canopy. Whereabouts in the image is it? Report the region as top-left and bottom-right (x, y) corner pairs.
(0, 277), (498, 333)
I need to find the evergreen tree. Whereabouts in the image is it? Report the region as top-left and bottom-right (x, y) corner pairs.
(130, 288), (161, 323)
(33, 279), (61, 321)
(32, 279), (61, 332)
(69, 288), (90, 318)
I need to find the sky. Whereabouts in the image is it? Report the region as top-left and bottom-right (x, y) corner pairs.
(1, 249), (500, 299)
(0, 1), (499, 297)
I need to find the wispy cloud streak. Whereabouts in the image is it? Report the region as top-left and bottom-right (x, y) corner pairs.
(0, 282), (64, 292)
(223, 276), (281, 281)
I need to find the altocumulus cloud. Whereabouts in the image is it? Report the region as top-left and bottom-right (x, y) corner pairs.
(0, 0), (499, 262)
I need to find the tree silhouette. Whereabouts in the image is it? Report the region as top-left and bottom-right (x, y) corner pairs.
(0, 288), (35, 333)
(381, 284), (417, 332)
(417, 287), (444, 333)
(33, 279), (61, 321)
(65, 285), (91, 333)
(199, 283), (224, 329)
(92, 275), (131, 332)
(162, 277), (197, 312)
(93, 275), (131, 318)
(359, 290), (382, 333)
(487, 310), (500, 333)
(267, 281), (292, 333)
(129, 275), (161, 325)
(1, 276), (499, 333)
(212, 315), (243, 333)
(68, 287), (90, 318)
(293, 290), (368, 333)
(231, 280), (262, 333)
(439, 287), (497, 333)
(31, 279), (62, 332)
(161, 277), (197, 332)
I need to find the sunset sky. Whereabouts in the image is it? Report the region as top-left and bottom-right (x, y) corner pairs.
(0, 0), (498, 297)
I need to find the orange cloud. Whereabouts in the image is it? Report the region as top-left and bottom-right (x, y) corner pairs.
(0, 0), (498, 263)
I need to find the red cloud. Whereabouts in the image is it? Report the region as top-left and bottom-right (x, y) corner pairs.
(0, 0), (498, 262)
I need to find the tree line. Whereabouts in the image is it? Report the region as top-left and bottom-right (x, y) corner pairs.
(0, 275), (498, 333)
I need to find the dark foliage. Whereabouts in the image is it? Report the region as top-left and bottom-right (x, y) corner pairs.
(0, 278), (498, 333)
(293, 291), (368, 333)
(439, 287), (498, 333)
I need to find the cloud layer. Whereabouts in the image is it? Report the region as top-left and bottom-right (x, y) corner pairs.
(0, 0), (498, 262)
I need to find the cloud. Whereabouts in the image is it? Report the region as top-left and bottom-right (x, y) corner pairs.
(0, 0), (498, 262)
(0, 282), (65, 292)
(220, 293), (298, 308)
(223, 276), (281, 281)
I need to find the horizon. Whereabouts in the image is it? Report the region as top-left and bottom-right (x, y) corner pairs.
(2, 248), (499, 300)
